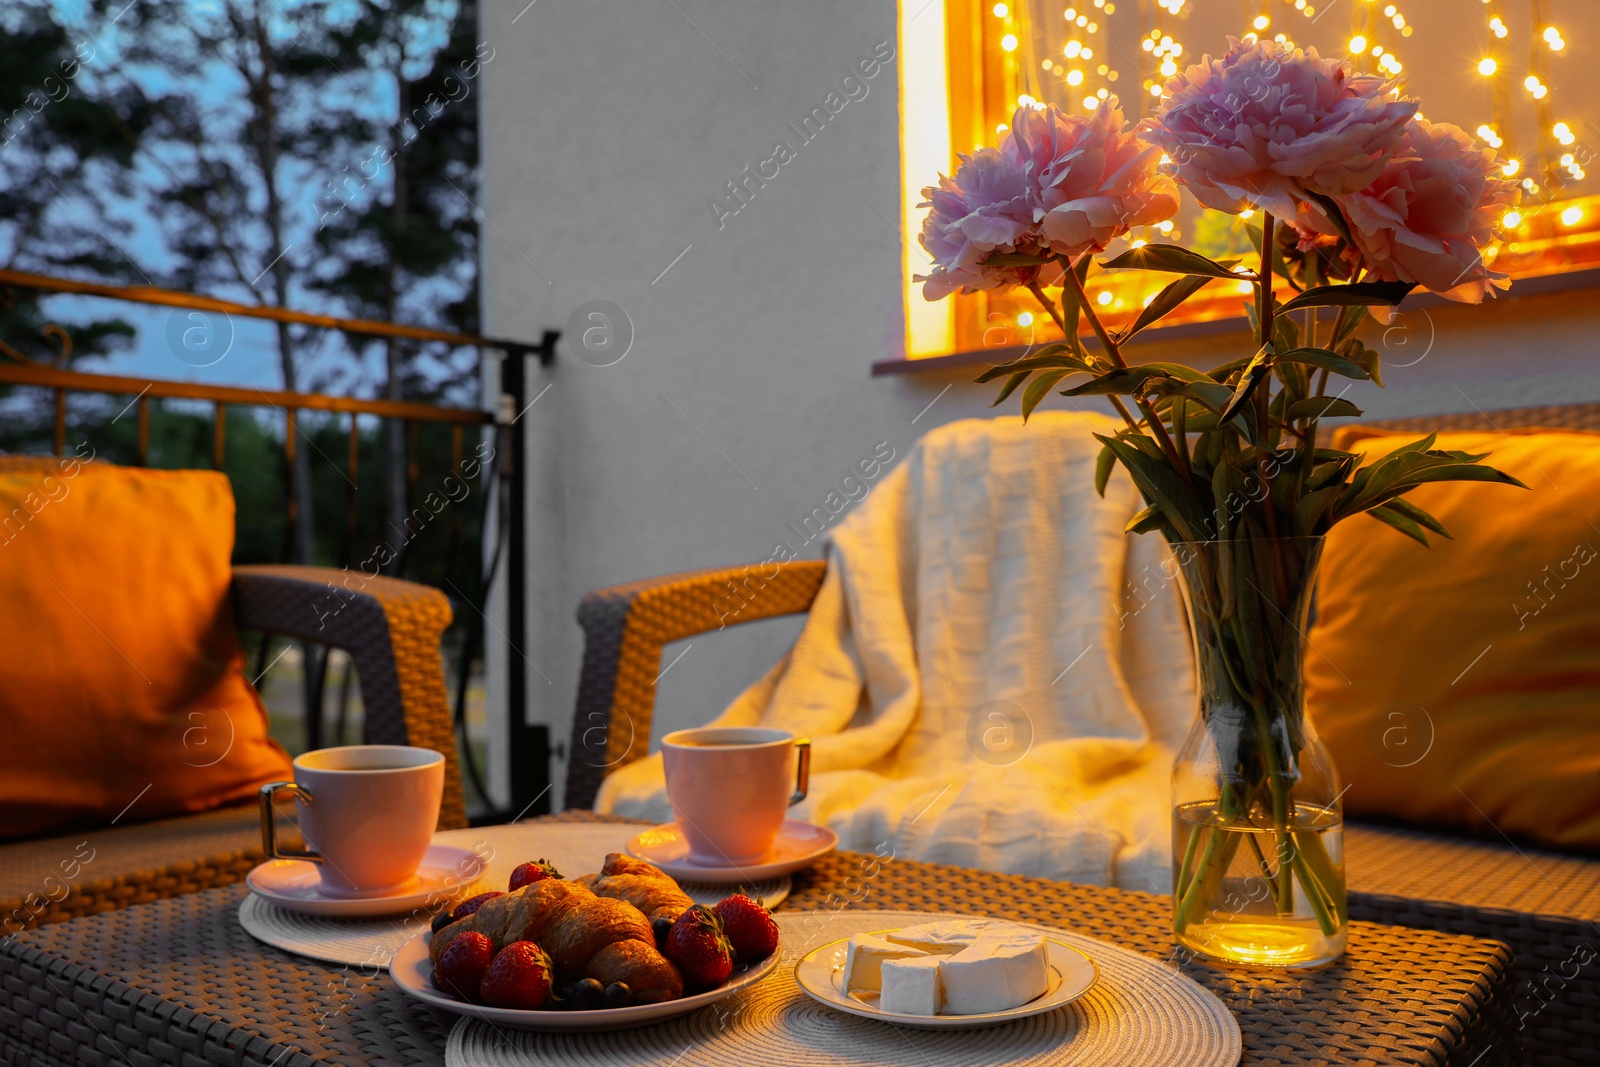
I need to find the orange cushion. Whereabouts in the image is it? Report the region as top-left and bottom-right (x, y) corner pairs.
(1306, 429), (1600, 851)
(0, 457), (291, 838)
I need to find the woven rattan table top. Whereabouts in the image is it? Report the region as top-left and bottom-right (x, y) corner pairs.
(0, 813), (1519, 1067)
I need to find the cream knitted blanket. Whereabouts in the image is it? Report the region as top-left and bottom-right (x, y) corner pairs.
(596, 412), (1195, 891)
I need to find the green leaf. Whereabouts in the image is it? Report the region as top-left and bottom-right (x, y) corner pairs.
(1173, 380), (1234, 412)
(1094, 442), (1116, 497)
(1219, 344), (1271, 426)
(973, 347), (1095, 383)
(1095, 433), (1208, 542)
(1101, 243), (1253, 280)
(1291, 484), (1342, 536)
(1381, 497), (1452, 539)
(1273, 346), (1370, 381)
(1366, 503), (1433, 546)
(1060, 362), (1214, 397)
(1276, 281), (1417, 315)
(1125, 504), (1170, 535)
(1329, 305), (1369, 350)
(1304, 191), (1355, 245)
(1286, 397), (1363, 422)
(1339, 339), (1384, 387)
(990, 371), (1029, 407)
(1021, 370), (1070, 421)
(1121, 274), (1219, 342)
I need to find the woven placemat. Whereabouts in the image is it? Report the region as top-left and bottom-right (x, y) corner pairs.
(443, 909), (1241, 1067)
(238, 823), (790, 967)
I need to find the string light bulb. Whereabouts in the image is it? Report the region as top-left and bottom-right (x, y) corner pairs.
(1350, 35), (1368, 54)
(1477, 57), (1497, 76)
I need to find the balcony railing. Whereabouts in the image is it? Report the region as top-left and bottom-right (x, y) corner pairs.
(0, 270), (557, 820)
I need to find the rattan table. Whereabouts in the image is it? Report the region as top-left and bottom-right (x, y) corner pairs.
(0, 814), (1519, 1067)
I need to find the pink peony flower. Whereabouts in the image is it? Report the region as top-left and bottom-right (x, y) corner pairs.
(915, 143), (1041, 299)
(1335, 119), (1518, 302)
(917, 100), (1177, 300)
(1143, 37), (1417, 217)
(1010, 99), (1179, 258)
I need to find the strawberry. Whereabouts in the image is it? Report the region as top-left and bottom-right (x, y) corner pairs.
(664, 904), (734, 991)
(713, 892), (779, 962)
(478, 940), (554, 1010)
(452, 891), (503, 921)
(508, 858), (563, 892)
(433, 930), (494, 1002)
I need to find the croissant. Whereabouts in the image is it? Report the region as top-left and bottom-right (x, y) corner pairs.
(582, 853), (694, 925)
(431, 877), (683, 1003)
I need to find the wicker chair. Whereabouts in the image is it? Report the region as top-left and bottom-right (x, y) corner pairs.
(564, 401), (1600, 1067)
(0, 565), (467, 937)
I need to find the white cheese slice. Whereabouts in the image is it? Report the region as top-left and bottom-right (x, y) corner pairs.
(881, 918), (1013, 954)
(880, 954), (943, 1015)
(938, 930), (1050, 1015)
(841, 934), (928, 996)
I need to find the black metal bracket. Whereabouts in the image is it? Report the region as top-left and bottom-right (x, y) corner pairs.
(485, 329), (560, 366)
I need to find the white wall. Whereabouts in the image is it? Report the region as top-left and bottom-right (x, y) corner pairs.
(479, 0), (1600, 808)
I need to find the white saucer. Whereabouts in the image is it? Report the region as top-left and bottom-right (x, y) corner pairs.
(624, 820), (838, 885)
(245, 843), (485, 918)
(390, 927), (781, 1031)
(794, 924), (1099, 1030)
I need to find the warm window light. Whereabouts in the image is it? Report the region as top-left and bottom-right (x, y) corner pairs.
(1477, 57), (1496, 76)
(1096, 291), (1114, 306)
(1502, 210), (1523, 228)
(1562, 206), (1584, 227)
(1350, 35), (1368, 54)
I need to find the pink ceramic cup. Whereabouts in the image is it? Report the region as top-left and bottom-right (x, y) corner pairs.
(259, 745), (444, 897)
(661, 727), (811, 865)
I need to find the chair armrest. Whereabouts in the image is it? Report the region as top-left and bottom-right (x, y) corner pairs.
(231, 565), (466, 831)
(564, 560), (826, 810)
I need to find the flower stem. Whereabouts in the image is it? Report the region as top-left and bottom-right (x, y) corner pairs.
(1025, 278), (1141, 433)
(1059, 259), (1196, 489)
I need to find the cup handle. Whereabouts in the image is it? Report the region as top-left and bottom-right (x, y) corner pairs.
(259, 782), (321, 862)
(789, 739), (811, 805)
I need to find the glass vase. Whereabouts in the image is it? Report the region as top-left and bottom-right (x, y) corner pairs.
(1170, 536), (1347, 968)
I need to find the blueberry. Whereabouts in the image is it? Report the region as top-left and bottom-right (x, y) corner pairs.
(430, 911), (455, 934)
(652, 916), (672, 948)
(602, 982), (632, 1009)
(571, 977), (605, 1010)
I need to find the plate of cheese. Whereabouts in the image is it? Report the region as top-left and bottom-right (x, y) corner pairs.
(793, 918), (1097, 1029)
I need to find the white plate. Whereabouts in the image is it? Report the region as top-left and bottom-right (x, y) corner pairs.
(625, 820), (838, 885)
(389, 927), (781, 1031)
(245, 844), (484, 918)
(793, 927), (1098, 1030)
